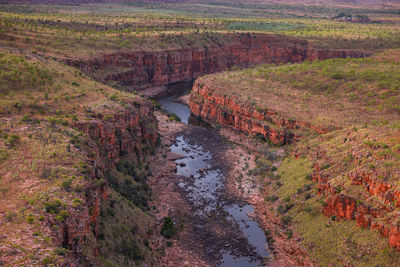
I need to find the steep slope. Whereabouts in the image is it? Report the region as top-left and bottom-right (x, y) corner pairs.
(0, 49), (158, 266)
(66, 33), (369, 92)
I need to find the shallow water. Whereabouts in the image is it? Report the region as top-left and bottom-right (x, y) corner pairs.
(158, 95), (191, 123)
(159, 94), (269, 266)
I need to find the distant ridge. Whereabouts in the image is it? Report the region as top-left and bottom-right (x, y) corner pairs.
(1, 0), (400, 7)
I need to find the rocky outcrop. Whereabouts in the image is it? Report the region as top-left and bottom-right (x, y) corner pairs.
(312, 155), (400, 249)
(47, 99), (158, 264)
(189, 81), (328, 145)
(73, 101), (157, 169)
(65, 33), (369, 91)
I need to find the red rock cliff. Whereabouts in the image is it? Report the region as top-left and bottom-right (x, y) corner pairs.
(189, 80), (328, 145)
(47, 99), (157, 265)
(309, 148), (400, 249)
(65, 33), (369, 91)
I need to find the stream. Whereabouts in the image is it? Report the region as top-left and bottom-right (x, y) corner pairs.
(157, 93), (270, 267)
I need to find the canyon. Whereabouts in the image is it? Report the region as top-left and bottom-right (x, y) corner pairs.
(65, 33), (369, 95)
(60, 34), (388, 265)
(1, 1), (400, 265)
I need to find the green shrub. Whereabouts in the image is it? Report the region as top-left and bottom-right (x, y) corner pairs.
(44, 199), (63, 214)
(0, 149), (8, 162)
(104, 114), (113, 121)
(286, 229), (293, 239)
(297, 187), (303, 194)
(160, 216), (176, 239)
(108, 161), (151, 211)
(320, 163), (331, 170)
(42, 256), (53, 265)
(167, 113), (181, 122)
(278, 202), (294, 214)
(110, 94), (118, 101)
(119, 239), (143, 261)
(26, 214), (35, 224)
(331, 72), (345, 80)
(21, 115), (32, 122)
(4, 134), (20, 148)
(48, 117), (61, 126)
(335, 186), (342, 194)
(5, 211), (16, 221)
(55, 247), (69, 256)
(304, 184), (312, 191)
(281, 215), (292, 226)
(266, 195), (279, 202)
(61, 178), (73, 191)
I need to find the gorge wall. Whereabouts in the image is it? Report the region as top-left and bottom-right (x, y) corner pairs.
(189, 74), (400, 250)
(50, 99), (158, 265)
(65, 33), (369, 92)
(189, 80), (328, 145)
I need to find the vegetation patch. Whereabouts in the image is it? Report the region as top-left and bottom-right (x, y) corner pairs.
(160, 216), (177, 239)
(274, 149), (400, 266)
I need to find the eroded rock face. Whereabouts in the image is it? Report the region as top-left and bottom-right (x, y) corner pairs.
(74, 102), (157, 169)
(189, 81), (328, 145)
(65, 33), (369, 91)
(48, 100), (157, 265)
(312, 157), (400, 249)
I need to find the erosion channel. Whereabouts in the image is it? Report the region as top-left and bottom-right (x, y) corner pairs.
(156, 90), (270, 266)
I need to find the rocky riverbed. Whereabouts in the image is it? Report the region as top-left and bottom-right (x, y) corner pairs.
(148, 93), (313, 266)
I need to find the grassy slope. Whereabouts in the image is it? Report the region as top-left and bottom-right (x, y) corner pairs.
(199, 50), (400, 265)
(0, 49), (157, 266)
(272, 156), (400, 266)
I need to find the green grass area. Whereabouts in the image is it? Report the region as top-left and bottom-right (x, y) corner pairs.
(274, 157), (400, 266)
(3, 1), (398, 19)
(277, 157), (313, 197)
(0, 52), (53, 94)
(0, 49), (145, 116)
(0, 10), (230, 57)
(98, 188), (156, 266)
(226, 21), (303, 31)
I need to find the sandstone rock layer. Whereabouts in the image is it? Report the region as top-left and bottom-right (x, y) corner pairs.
(65, 33), (369, 91)
(189, 81), (329, 145)
(48, 100), (157, 264)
